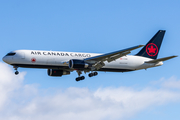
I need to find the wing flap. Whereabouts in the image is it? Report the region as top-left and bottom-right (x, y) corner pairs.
(145, 55), (177, 63)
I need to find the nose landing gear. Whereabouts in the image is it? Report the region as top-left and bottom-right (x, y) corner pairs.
(13, 66), (19, 75)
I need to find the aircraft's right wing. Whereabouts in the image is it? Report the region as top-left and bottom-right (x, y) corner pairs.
(84, 45), (144, 70)
(145, 55), (177, 63)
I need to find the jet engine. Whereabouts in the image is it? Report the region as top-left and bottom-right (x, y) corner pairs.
(69, 59), (89, 69)
(47, 69), (70, 76)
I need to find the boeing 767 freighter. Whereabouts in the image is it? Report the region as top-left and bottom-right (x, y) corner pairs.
(2, 30), (177, 81)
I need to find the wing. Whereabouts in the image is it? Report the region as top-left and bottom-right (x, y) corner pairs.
(84, 45), (144, 70)
(145, 55), (177, 63)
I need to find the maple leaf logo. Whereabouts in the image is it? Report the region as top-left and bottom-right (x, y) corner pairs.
(31, 58), (36, 63)
(146, 43), (158, 56)
(148, 45), (156, 53)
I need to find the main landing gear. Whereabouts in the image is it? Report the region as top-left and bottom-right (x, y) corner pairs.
(13, 66), (19, 75)
(75, 70), (98, 82)
(76, 70), (85, 82)
(88, 72), (98, 77)
(76, 76), (85, 81)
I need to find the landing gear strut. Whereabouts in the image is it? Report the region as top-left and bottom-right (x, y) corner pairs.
(13, 66), (19, 75)
(76, 70), (85, 82)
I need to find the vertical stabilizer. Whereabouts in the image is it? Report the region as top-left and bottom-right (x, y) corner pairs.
(136, 30), (165, 59)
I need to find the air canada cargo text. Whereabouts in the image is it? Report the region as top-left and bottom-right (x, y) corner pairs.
(31, 51), (91, 57)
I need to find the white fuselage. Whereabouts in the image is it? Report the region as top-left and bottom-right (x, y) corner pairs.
(2, 50), (163, 72)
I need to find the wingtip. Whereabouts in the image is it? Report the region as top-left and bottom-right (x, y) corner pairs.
(168, 55), (178, 59)
(139, 45), (144, 47)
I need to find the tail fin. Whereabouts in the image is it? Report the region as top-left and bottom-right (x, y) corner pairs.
(136, 30), (166, 59)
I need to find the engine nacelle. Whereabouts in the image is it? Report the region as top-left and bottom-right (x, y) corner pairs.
(47, 69), (70, 77)
(69, 59), (89, 69)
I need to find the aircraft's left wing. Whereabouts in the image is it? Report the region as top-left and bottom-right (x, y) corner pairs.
(84, 45), (144, 70)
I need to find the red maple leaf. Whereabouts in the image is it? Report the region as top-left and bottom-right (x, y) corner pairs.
(148, 45), (156, 53)
(31, 58), (36, 62)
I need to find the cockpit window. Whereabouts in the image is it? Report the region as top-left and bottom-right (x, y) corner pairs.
(6, 52), (16, 56)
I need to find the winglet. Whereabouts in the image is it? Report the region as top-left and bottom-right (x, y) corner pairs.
(139, 45), (145, 47)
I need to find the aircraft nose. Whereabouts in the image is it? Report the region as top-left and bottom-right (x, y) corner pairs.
(2, 56), (7, 62)
(2, 56), (12, 64)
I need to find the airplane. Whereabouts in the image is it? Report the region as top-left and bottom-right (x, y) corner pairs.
(2, 30), (177, 81)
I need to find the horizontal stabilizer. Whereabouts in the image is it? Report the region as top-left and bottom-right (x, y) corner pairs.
(145, 55), (177, 63)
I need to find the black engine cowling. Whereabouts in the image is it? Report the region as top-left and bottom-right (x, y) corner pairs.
(69, 59), (89, 69)
(48, 69), (70, 76)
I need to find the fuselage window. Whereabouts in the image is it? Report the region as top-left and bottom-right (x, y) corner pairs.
(6, 52), (16, 56)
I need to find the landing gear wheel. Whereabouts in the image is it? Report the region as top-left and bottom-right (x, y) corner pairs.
(88, 72), (98, 77)
(76, 77), (80, 82)
(76, 76), (85, 81)
(15, 71), (19, 75)
(88, 73), (93, 77)
(81, 76), (85, 80)
(94, 72), (98, 76)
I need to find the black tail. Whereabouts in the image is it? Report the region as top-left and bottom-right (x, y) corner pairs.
(136, 30), (166, 59)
